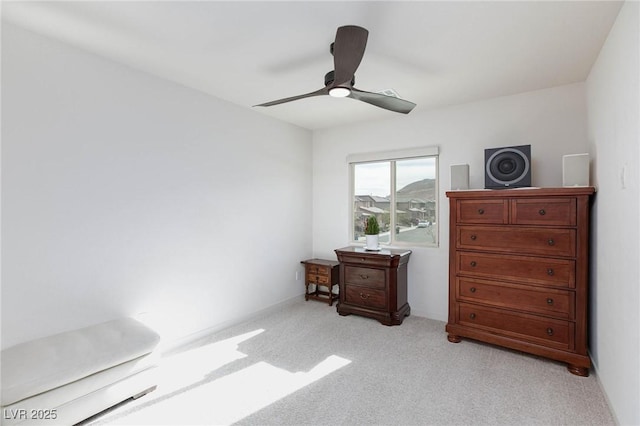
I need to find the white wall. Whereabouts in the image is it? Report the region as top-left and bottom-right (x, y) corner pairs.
(4, 10), (637, 424)
(586, 1), (640, 425)
(312, 83), (589, 320)
(1, 23), (313, 350)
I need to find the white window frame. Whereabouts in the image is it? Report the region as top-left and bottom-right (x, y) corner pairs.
(348, 146), (439, 248)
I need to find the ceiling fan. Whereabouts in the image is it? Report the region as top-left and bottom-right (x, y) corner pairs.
(254, 25), (416, 114)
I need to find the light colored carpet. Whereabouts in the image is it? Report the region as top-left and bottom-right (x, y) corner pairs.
(87, 299), (615, 425)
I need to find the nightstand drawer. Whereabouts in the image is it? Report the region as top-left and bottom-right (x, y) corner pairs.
(308, 274), (329, 284)
(306, 264), (330, 276)
(457, 277), (573, 319)
(458, 226), (576, 257)
(457, 199), (508, 224)
(511, 198), (576, 226)
(340, 254), (398, 268)
(458, 303), (572, 350)
(344, 266), (385, 289)
(457, 252), (575, 288)
(345, 286), (386, 309)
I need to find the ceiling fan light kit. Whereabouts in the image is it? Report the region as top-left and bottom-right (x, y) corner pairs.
(329, 87), (351, 98)
(255, 25), (416, 114)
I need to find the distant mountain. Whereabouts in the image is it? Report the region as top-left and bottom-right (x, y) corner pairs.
(395, 178), (436, 202)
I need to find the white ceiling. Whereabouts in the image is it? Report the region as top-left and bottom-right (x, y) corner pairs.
(2, 1), (623, 130)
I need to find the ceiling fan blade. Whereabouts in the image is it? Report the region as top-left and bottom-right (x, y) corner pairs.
(348, 88), (416, 114)
(254, 87), (328, 107)
(332, 25), (368, 87)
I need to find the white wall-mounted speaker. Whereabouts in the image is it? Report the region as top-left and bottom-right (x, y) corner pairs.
(563, 153), (590, 187)
(450, 164), (469, 190)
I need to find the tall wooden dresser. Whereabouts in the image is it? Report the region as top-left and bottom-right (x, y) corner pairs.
(446, 187), (595, 376)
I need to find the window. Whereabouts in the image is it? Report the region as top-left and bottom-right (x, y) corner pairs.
(349, 147), (439, 247)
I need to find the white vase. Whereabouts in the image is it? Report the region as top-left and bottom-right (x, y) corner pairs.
(365, 234), (379, 250)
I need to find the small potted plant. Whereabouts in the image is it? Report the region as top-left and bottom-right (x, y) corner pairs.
(364, 216), (380, 250)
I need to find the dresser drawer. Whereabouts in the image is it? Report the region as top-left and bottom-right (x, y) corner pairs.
(344, 266), (385, 289)
(457, 252), (575, 288)
(345, 286), (387, 309)
(457, 226), (576, 257)
(511, 198), (576, 226)
(458, 303), (572, 350)
(457, 199), (508, 224)
(457, 277), (573, 319)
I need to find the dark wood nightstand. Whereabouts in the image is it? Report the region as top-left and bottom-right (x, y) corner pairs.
(334, 246), (411, 325)
(300, 259), (340, 306)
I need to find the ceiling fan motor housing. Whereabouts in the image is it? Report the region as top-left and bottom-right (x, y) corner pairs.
(324, 70), (354, 87)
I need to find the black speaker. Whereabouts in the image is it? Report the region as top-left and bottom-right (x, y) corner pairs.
(485, 145), (531, 189)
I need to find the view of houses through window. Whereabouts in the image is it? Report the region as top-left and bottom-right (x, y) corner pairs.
(352, 156), (438, 246)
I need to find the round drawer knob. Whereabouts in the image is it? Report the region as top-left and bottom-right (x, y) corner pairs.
(477, 208), (485, 215)
(547, 268), (554, 276)
(470, 235), (477, 241)
(469, 313), (476, 319)
(539, 209), (546, 216)
(548, 239), (555, 246)
(546, 327), (554, 336)
(470, 261), (477, 267)
(546, 298), (554, 305)
(470, 287), (477, 293)
(359, 292), (370, 300)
